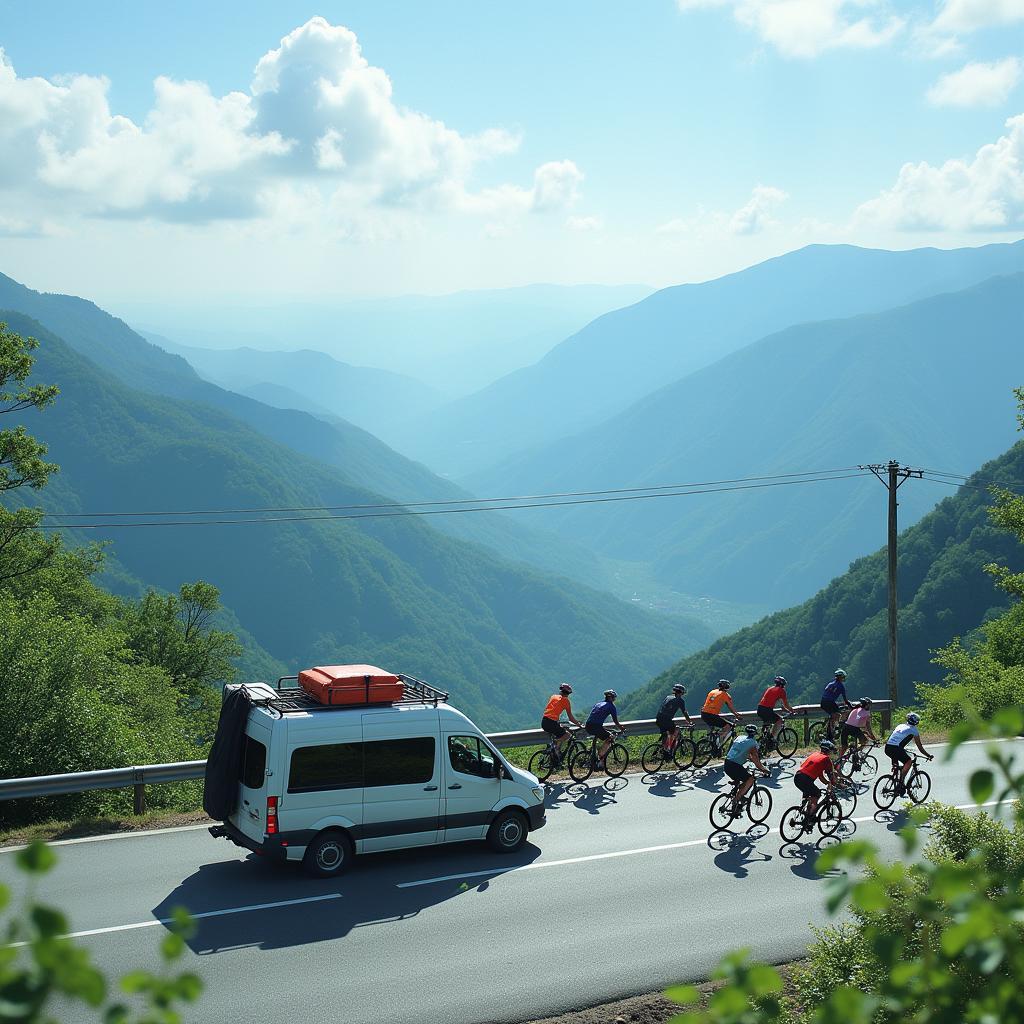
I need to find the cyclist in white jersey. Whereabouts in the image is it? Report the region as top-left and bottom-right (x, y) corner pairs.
(884, 713), (933, 795)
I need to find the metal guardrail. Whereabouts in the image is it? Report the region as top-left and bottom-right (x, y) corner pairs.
(0, 701), (892, 813)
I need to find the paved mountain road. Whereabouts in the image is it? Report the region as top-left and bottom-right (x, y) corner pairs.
(2, 741), (1015, 1024)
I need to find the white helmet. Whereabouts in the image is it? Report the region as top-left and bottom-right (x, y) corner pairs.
(907, 712), (920, 726)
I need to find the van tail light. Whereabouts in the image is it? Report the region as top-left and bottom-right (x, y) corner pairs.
(266, 796), (279, 836)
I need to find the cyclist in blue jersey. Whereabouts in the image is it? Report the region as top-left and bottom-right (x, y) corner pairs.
(585, 689), (624, 768)
(820, 668), (852, 740)
(723, 724), (770, 814)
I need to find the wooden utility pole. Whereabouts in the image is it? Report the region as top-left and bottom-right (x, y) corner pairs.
(862, 461), (923, 707)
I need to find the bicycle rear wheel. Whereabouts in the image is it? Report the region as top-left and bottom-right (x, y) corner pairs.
(837, 754), (854, 780)
(692, 738), (713, 769)
(907, 768), (931, 804)
(568, 747), (594, 783)
(605, 743), (629, 777)
(720, 732), (735, 758)
(641, 743), (667, 774)
(775, 727), (799, 759)
(808, 721), (827, 746)
(817, 798), (842, 836)
(674, 736), (696, 771)
(873, 774), (898, 810)
(709, 794), (735, 831)
(528, 748), (555, 783)
(861, 754), (878, 777)
(747, 785), (773, 824)
(779, 806), (807, 844)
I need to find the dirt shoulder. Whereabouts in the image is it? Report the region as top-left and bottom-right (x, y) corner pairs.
(0, 809), (212, 849)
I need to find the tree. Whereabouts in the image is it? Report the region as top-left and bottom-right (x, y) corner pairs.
(0, 322), (60, 587)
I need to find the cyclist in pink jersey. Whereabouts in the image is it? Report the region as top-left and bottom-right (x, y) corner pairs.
(839, 697), (878, 758)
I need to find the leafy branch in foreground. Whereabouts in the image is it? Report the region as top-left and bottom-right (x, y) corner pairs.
(0, 840), (202, 1022)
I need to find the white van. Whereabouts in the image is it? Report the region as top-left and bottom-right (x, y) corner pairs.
(208, 677), (546, 876)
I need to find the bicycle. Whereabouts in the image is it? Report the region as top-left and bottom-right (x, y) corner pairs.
(756, 714), (799, 759)
(641, 724), (697, 773)
(873, 752), (934, 809)
(836, 739), (878, 780)
(692, 721), (737, 768)
(779, 785), (845, 843)
(569, 728), (629, 782)
(709, 771), (773, 830)
(528, 726), (587, 782)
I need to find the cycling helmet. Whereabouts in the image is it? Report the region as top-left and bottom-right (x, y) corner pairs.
(745, 724), (758, 737)
(858, 696), (872, 707)
(907, 712), (920, 726)
(604, 689), (618, 700)
(834, 668), (847, 679)
(718, 679), (731, 690)
(820, 739), (837, 753)
(672, 683), (686, 695)
(559, 683), (573, 695)
(774, 675), (787, 686)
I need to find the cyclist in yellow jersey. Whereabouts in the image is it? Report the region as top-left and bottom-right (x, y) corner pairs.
(701, 680), (737, 749)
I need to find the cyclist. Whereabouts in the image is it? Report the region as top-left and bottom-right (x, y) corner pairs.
(701, 680), (737, 751)
(656, 683), (693, 755)
(541, 683), (582, 763)
(585, 689), (624, 769)
(794, 739), (839, 820)
(884, 713), (933, 795)
(839, 697), (878, 759)
(820, 669), (852, 740)
(723, 723), (770, 813)
(756, 675), (795, 747)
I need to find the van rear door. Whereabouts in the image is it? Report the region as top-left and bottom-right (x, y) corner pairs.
(232, 719), (273, 846)
(360, 712), (441, 852)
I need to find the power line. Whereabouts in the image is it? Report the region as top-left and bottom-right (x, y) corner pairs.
(40, 471), (872, 530)
(41, 466), (866, 519)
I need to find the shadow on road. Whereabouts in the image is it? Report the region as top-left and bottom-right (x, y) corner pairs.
(643, 772), (697, 798)
(708, 825), (773, 878)
(778, 838), (840, 881)
(153, 840), (542, 954)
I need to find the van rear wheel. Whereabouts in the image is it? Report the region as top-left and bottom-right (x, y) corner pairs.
(302, 830), (353, 877)
(487, 809), (528, 853)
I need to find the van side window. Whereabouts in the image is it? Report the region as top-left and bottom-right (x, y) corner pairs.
(240, 735), (267, 789)
(289, 743), (362, 793)
(448, 736), (496, 779)
(364, 738), (435, 787)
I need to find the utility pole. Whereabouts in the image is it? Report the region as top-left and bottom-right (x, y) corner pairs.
(861, 461), (923, 708)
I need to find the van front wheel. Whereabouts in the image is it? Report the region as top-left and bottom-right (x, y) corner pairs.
(302, 830), (353, 877)
(487, 809), (528, 853)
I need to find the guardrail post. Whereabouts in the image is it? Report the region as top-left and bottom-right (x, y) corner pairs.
(132, 769), (147, 815)
(881, 704), (892, 733)
(803, 712), (810, 746)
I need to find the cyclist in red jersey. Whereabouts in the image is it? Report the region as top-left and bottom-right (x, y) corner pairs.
(794, 740), (838, 819)
(756, 675), (795, 745)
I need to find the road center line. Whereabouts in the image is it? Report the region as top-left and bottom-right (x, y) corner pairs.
(396, 798), (1010, 888)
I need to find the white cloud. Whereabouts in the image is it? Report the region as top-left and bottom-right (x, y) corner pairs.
(932, 0), (1024, 33)
(855, 114), (1024, 230)
(677, 0), (905, 58)
(566, 214), (604, 231)
(657, 183), (789, 236)
(927, 58), (1022, 107)
(0, 18), (578, 225)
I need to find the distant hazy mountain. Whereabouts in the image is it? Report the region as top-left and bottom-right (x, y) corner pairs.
(472, 274), (1024, 608)
(621, 440), (1024, 714)
(143, 336), (443, 448)
(397, 240), (1024, 479)
(4, 310), (713, 730)
(0, 271), (616, 591)
(120, 282), (653, 396)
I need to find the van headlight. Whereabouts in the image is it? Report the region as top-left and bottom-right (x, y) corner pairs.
(531, 786), (545, 802)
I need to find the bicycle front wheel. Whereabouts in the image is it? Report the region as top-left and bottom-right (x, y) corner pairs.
(692, 738), (713, 769)
(775, 727), (799, 759)
(641, 743), (667, 774)
(817, 798), (842, 836)
(747, 785), (773, 824)
(568, 747), (594, 783)
(873, 774), (898, 810)
(709, 794), (735, 831)
(528, 748), (555, 783)
(907, 769), (931, 804)
(674, 736), (697, 771)
(779, 806), (807, 844)
(605, 743), (629, 777)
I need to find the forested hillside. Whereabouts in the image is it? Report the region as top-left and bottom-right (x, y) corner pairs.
(480, 274), (1024, 608)
(4, 313), (712, 730)
(621, 438), (1024, 716)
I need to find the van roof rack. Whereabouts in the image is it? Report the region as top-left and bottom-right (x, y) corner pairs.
(244, 672), (450, 716)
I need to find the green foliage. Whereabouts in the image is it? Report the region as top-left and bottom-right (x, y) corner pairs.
(0, 841), (201, 1022)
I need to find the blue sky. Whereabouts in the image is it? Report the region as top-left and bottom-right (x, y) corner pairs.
(1, 1), (1023, 306)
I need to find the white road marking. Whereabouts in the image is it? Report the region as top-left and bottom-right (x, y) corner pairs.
(0, 823), (213, 855)
(7, 893), (343, 947)
(396, 798), (1010, 888)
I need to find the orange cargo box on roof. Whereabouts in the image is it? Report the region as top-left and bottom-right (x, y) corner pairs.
(298, 664), (405, 706)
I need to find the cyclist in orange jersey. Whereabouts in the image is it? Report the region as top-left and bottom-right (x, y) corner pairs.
(540, 683), (582, 762)
(701, 680), (737, 749)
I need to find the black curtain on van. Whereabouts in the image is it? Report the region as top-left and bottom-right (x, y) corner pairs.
(203, 686), (254, 821)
